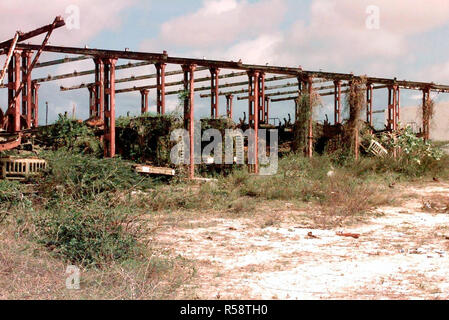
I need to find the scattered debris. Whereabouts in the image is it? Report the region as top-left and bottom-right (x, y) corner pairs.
(366, 139), (388, 157)
(0, 157), (47, 180)
(336, 232), (360, 239)
(134, 164), (175, 176)
(307, 232), (320, 239)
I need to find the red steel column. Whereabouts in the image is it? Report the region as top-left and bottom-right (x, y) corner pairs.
(11, 51), (22, 132)
(182, 64), (197, 179)
(422, 87), (431, 141)
(395, 86), (400, 128)
(156, 62), (166, 114)
(306, 76), (313, 158)
(88, 85), (96, 117)
(31, 81), (39, 127)
(226, 94), (234, 119)
(366, 83), (373, 126)
(22, 51), (33, 129)
(140, 89), (149, 114)
(94, 58), (105, 120)
(334, 80), (341, 125)
(265, 96), (270, 123)
(247, 70), (259, 174)
(258, 72), (266, 123)
(103, 58), (117, 158)
(387, 85), (398, 131)
(210, 67), (220, 119)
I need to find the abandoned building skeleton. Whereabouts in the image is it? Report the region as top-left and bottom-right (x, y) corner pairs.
(0, 17), (447, 179)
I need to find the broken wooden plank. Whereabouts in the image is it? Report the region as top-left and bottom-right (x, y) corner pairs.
(135, 165), (175, 176)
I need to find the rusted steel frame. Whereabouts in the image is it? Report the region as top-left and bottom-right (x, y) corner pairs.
(182, 64), (197, 179)
(140, 89), (149, 114)
(15, 44), (449, 92)
(366, 83), (373, 126)
(210, 68), (220, 118)
(270, 85), (388, 102)
(334, 80), (342, 125)
(65, 66), (209, 92)
(10, 51), (21, 132)
(16, 44), (167, 62)
(258, 73), (266, 123)
(0, 17), (65, 49)
(247, 70), (259, 174)
(156, 62), (166, 114)
(236, 83), (343, 100)
(22, 51), (33, 128)
(202, 78), (328, 99)
(103, 58), (117, 157)
(265, 97), (270, 121)
(31, 81), (39, 127)
(422, 87), (431, 141)
(387, 85), (398, 131)
(35, 56), (90, 69)
(88, 85), (96, 117)
(304, 77), (313, 158)
(0, 134), (22, 151)
(395, 86), (400, 128)
(37, 62), (154, 87)
(7, 17), (59, 116)
(226, 94), (234, 119)
(94, 59), (105, 119)
(0, 32), (20, 85)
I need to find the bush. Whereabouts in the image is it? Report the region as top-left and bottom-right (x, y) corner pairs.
(37, 114), (102, 156)
(39, 150), (157, 201)
(32, 202), (146, 267)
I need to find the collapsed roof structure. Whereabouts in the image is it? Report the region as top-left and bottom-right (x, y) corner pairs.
(1, 17), (447, 178)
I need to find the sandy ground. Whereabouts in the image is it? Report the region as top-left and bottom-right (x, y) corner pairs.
(154, 183), (449, 300)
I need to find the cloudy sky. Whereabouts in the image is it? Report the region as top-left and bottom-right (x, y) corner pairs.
(1, 0), (449, 128)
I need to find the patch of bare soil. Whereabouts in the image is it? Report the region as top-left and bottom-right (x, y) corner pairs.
(153, 182), (449, 300)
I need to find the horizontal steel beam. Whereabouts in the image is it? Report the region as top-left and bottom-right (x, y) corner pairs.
(11, 43), (449, 93)
(64, 68), (244, 92)
(270, 85), (388, 102)
(200, 79), (329, 98)
(35, 55), (91, 68)
(236, 83), (348, 100)
(0, 17), (66, 49)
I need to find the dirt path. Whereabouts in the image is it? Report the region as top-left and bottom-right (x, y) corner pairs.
(154, 182), (449, 300)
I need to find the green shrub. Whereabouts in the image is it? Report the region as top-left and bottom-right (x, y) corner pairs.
(39, 150), (157, 201)
(32, 202), (146, 267)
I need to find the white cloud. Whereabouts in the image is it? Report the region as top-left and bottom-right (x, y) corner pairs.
(156, 0), (287, 49)
(0, 0), (135, 46)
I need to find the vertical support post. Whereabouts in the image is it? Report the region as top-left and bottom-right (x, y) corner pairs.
(226, 94), (234, 119)
(182, 64), (197, 179)
(210, 67), (220, 119)
(10, 50), (22, 132)
(94, 58), (105, 120)
(103, 58), (117, 158)
(366, 83), (373, 126)
(422, 87), (431, 142)
(31, 81), (39, 127)
(140, 89), (149, 114)
(22, 51), (32, 129)
(247, 70), (259, 174)
(334, 80), (342, 125)
(156, 62), (166, 115)
(395, 86), (400, 128)
(387, 85), (398, 131)
(306, 76), (313, 158)
(295, 77), (303, 123)
(258, 72), (266, 123)
(265, 96), (270, 124)
(88, 85), (96, 117)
